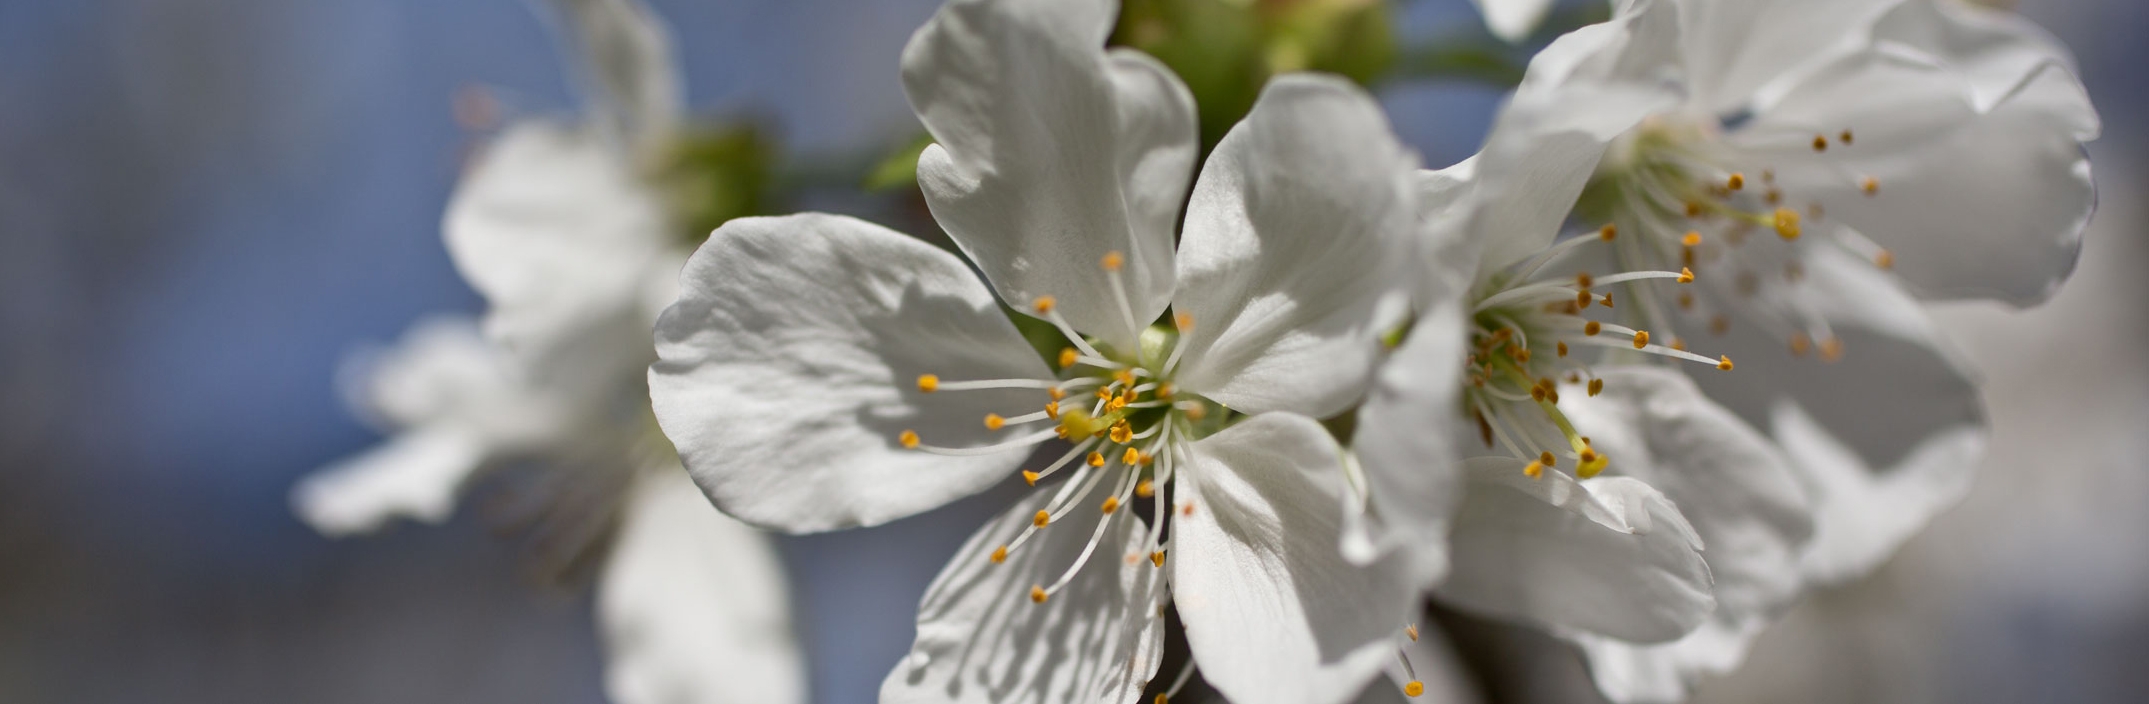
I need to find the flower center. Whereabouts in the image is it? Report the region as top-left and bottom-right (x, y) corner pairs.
(1462, 228), (1732, 479)
(1582, 113), (1891, 362)
(897, 252), (1221, 605)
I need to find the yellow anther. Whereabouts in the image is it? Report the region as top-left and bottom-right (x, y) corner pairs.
(1718, 355), (1734, 371)
(1120, 387), (1138, 404)
(1577, 449), (1608, 478)
(917, 374), (940, 393)
(1033, 510), (1051, 528)
(1557, 341), (1569, 358)
(984, 414), (1006, 430)
(1632, 330), (1650, 349)
(1122, 447), (1140, 465)
(1773, 208), (1802, 240)
(1840, 129), (1855, 145)
(1022, 470), (1040, 486)
(1182, 403), (1207, 421)
(1862, 176), (1880, 196)
(1523, 461), (1544, 479)
(1114, 368), (1136, 386)
(1727, 173), (1745, 190)
(1106, 395), (1127, 412)
(1155, 695), (1168, 704)
(1812, 134), (1829, 152)
(1030, 585), (1049, 603)
(1150, 551), (1165, 567)
(1710, 315), (1729, 335)
(1048, 386), (1066, 401)
(1530, 386), (1547, 402)
(1044, 401), (1060, 420)
(1181, 502), (1195, 516)
(1789, 333), (1813, 357)
(1489, 328), (1513, 344)
(1512, 347), (1533, 363)
(1588, 379), (1605, 396)
(1820, 336), (1844, 362)
(1087, 452), (1106, 467)
(1058, 347), (1078, 369)
(1539, 451), (1556, 466)
(1670, 337), (1688, 352)
(1101, 251), (1125, 271)
(1137, 452), (1155, 466)
(1576, 290), (1593, 308)
(1678, 267), (1695, 284)
(990, 545), (1008, 563)
(1101, 497), (1120, 514)
(1599, 224), (1618, 240)
(1601, 292), (1614, 308)
(1584, 321), (1602, 336)
(1575, 272), (1594, 290)
(899, 430), (920, 449)
(1682, 231), (1703, 247)
(1135, 479), (1155, 498)
(1155, 382), (1174, 398)
(1875, 249), (1896, 270)
(1405, 681), (1425, 698)
(1096, 386), (1113, 399)
(1407, 624), (1420, 642)
(1685, 201), (1705, 218)
(1174, 312), (1193, 331)
(1033, 296), (1057, 314)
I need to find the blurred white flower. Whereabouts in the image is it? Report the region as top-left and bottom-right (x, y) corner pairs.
(1417, 0), (2096, 699)
(1468, 0), (1556, 43)
(647, 1), (1430, 703)
(1348, 160), (1810, 668)
(291, 2), (804, 704)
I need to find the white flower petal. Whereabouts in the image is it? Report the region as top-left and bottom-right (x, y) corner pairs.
(541, 0), (684, 151)
(1437, 458), (1714, 643)
(444, 120), (676, 377)
(1873, 0), (2090, 119)
(1347, 301), (1468, 587)
(598, 467), (805, 704)
(1469, 0), (1554, 44)
(1668, 0), (1893, 113)
(291, 428), (485, 536)
(649, 214), (1054, 532)
(1169, 75), (1417, 418)
(1570, 617), (1767, 704)
(1750, 42), (2095, 306)
(881, 470), (1164, 704)
(1173, 414), (1418, 704)
(1691, 247), (1984, 508)
(1513, 0), (1680, 95)
(1774, 402), (1983, 585)
(1559, 366), (1811, 622)
(902, 0), (1196, 348)
(1553, 367), (1812, 702)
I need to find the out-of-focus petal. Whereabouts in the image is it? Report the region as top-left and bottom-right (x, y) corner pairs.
(1468, 0), (1554, 44)
(291, 428), (486, 536)
(649, 214), (1053, 532)
(444, 121), (674, 379)
(542, 0), (684, 151)
(598, 467), (805, 704)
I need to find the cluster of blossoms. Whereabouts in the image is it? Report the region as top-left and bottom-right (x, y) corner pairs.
(302, 0), (2097, 702)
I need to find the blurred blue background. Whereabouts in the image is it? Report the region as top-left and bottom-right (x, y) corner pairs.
(0, 1), (2142, 703)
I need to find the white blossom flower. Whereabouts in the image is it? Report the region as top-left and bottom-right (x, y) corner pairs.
(292, 2), (804, 703)
(1397, 0), (2096, 699)
(648, 2), (1428, 703)
(1348, 159), (1812, 662)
